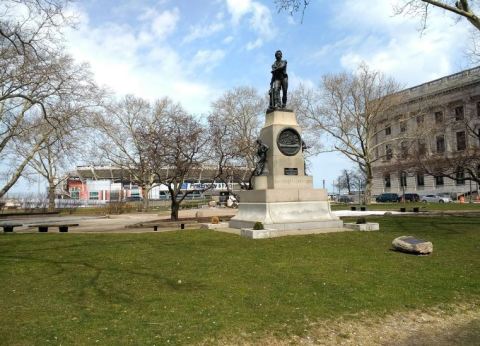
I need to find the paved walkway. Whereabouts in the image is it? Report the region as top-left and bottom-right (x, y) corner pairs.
(0, 208), (406, 234)
(0, 213), (165, 233)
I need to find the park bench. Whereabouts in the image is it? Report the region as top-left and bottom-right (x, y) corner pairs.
(128, 221), (198, 231)
(29, 223), (79, 233)
(0, 223), (23, 232)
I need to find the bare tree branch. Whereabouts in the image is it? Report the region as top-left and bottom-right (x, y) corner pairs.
(296, 63), (403, 204)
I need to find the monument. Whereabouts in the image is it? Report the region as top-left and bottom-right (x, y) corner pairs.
(229, 50), (343, 238)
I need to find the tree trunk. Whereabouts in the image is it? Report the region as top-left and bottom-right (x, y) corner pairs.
(142, 184), (150, 211)
(364, 164), (373, 205)
(48, 180), (56, 212)
(346, 173), (351, 194)
(170, 200), (180, 221)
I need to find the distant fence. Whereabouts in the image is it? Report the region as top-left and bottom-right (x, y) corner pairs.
(55, 199), (107, 208)
(1, 198), (209, 211)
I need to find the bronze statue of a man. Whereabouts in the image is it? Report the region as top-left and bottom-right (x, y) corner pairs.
(269, 50), (288, 109)
(254, 139), (269, 176)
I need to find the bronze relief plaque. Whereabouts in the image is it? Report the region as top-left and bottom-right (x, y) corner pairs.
(277, 128), (301, 156)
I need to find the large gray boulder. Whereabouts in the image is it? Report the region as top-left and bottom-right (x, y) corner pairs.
(392, 236), (433, 255)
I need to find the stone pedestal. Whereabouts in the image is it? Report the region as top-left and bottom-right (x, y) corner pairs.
(229, 109), (343, 236)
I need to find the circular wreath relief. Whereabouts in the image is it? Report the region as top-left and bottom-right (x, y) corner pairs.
(277, 128), (301, 156)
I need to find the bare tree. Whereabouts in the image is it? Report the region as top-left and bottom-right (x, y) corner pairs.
(208, 87), (265, 196)
(0, 1), (72, 53)
(289, 87), (325, 166)
(0, 0), (78, 198)
(1, 103), (53, 197)
(395, 1), (480, 31)
(275, 0), (310, 21)
(142, 104), (210, 221)
(22, 132), (70, 211)
(335, 169), (364, 195)
(93, 95), (160, 210)
(297, 64), (403, 204)
(0, 0), (73, 115)
(21, 63), (101, 211)
(276, 1), (480, 62)
(1, 53), (96, 198)
(276, 1), (480, 32)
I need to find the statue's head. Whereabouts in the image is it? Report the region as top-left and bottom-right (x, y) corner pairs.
(275, 50), (282, 59)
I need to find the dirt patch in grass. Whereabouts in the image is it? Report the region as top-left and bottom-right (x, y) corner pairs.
(212, 303), (480, 345)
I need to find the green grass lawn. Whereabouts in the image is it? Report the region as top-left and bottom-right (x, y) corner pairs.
(1, 216), (479, 344)
(331, 202), (480, 211)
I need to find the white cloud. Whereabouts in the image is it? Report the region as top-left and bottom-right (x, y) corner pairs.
(64, 5), (218, 114)
(288, 72), (315, 90)
(225, 0), (252, 24)
(224, 0), (276, 49)
(191, 49), (226, 70)
(246, 38), (263, 50)
(249, 2), (274, 40)
(222, 35), (234, 44)
(151, 8), (180, 38)
(183, 22), (224, 43)
(327, 0), (471, 87)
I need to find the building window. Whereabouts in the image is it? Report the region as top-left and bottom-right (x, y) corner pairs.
(417, 172), (425, 187)
(385, 125), (391, 136)
(418, 140), (427, 155)
(89, 191), (99, 200)
(435, 111), (443, 124)
(385, 144), (393, 160)
(400, 171), (407, 187)
(455, 105), (464, 121)
(384, 174), (391, 188)
(435, 175), (444, 186)
(456, 168), (465, 185)
(400, 120), (407, 133)
(110, 191), (120, 201)
(400, 141), (408, 159)
(70, 188), (80, 199)
(456, 131), (466, 151)
(416, 114), (424, 125)
(436, 135), (445, 153)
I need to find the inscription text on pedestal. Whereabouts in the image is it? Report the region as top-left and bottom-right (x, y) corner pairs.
(284, 168), (298, 175)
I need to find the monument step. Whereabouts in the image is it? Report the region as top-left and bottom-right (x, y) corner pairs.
(239, 225), (348, 239)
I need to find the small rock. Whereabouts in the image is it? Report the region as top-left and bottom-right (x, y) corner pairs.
(392, 236), (433, 255)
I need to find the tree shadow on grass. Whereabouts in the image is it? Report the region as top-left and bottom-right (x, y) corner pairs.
(0, 253), (208, 306)
(397, 318), (480, 346)
(384, 216), (477, 235)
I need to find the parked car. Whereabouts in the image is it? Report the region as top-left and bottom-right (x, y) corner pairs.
(420, 194), (453, 203)
(176, 191), (204, 200)
(337, 195), (353, 203)
(184, 191), (204, 200)
(158, 191), (170, 200)
(126, 196), (142, 201)
(375, 193), (400, 203)
(398, 193), (420, 202)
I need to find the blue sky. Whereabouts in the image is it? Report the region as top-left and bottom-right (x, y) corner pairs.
(7, 0), (477, 195)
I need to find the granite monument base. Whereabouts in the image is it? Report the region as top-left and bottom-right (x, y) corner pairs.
(229, 187), (344, 237)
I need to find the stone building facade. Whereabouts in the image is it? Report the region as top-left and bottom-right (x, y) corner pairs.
(371, 66), (480, 198)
